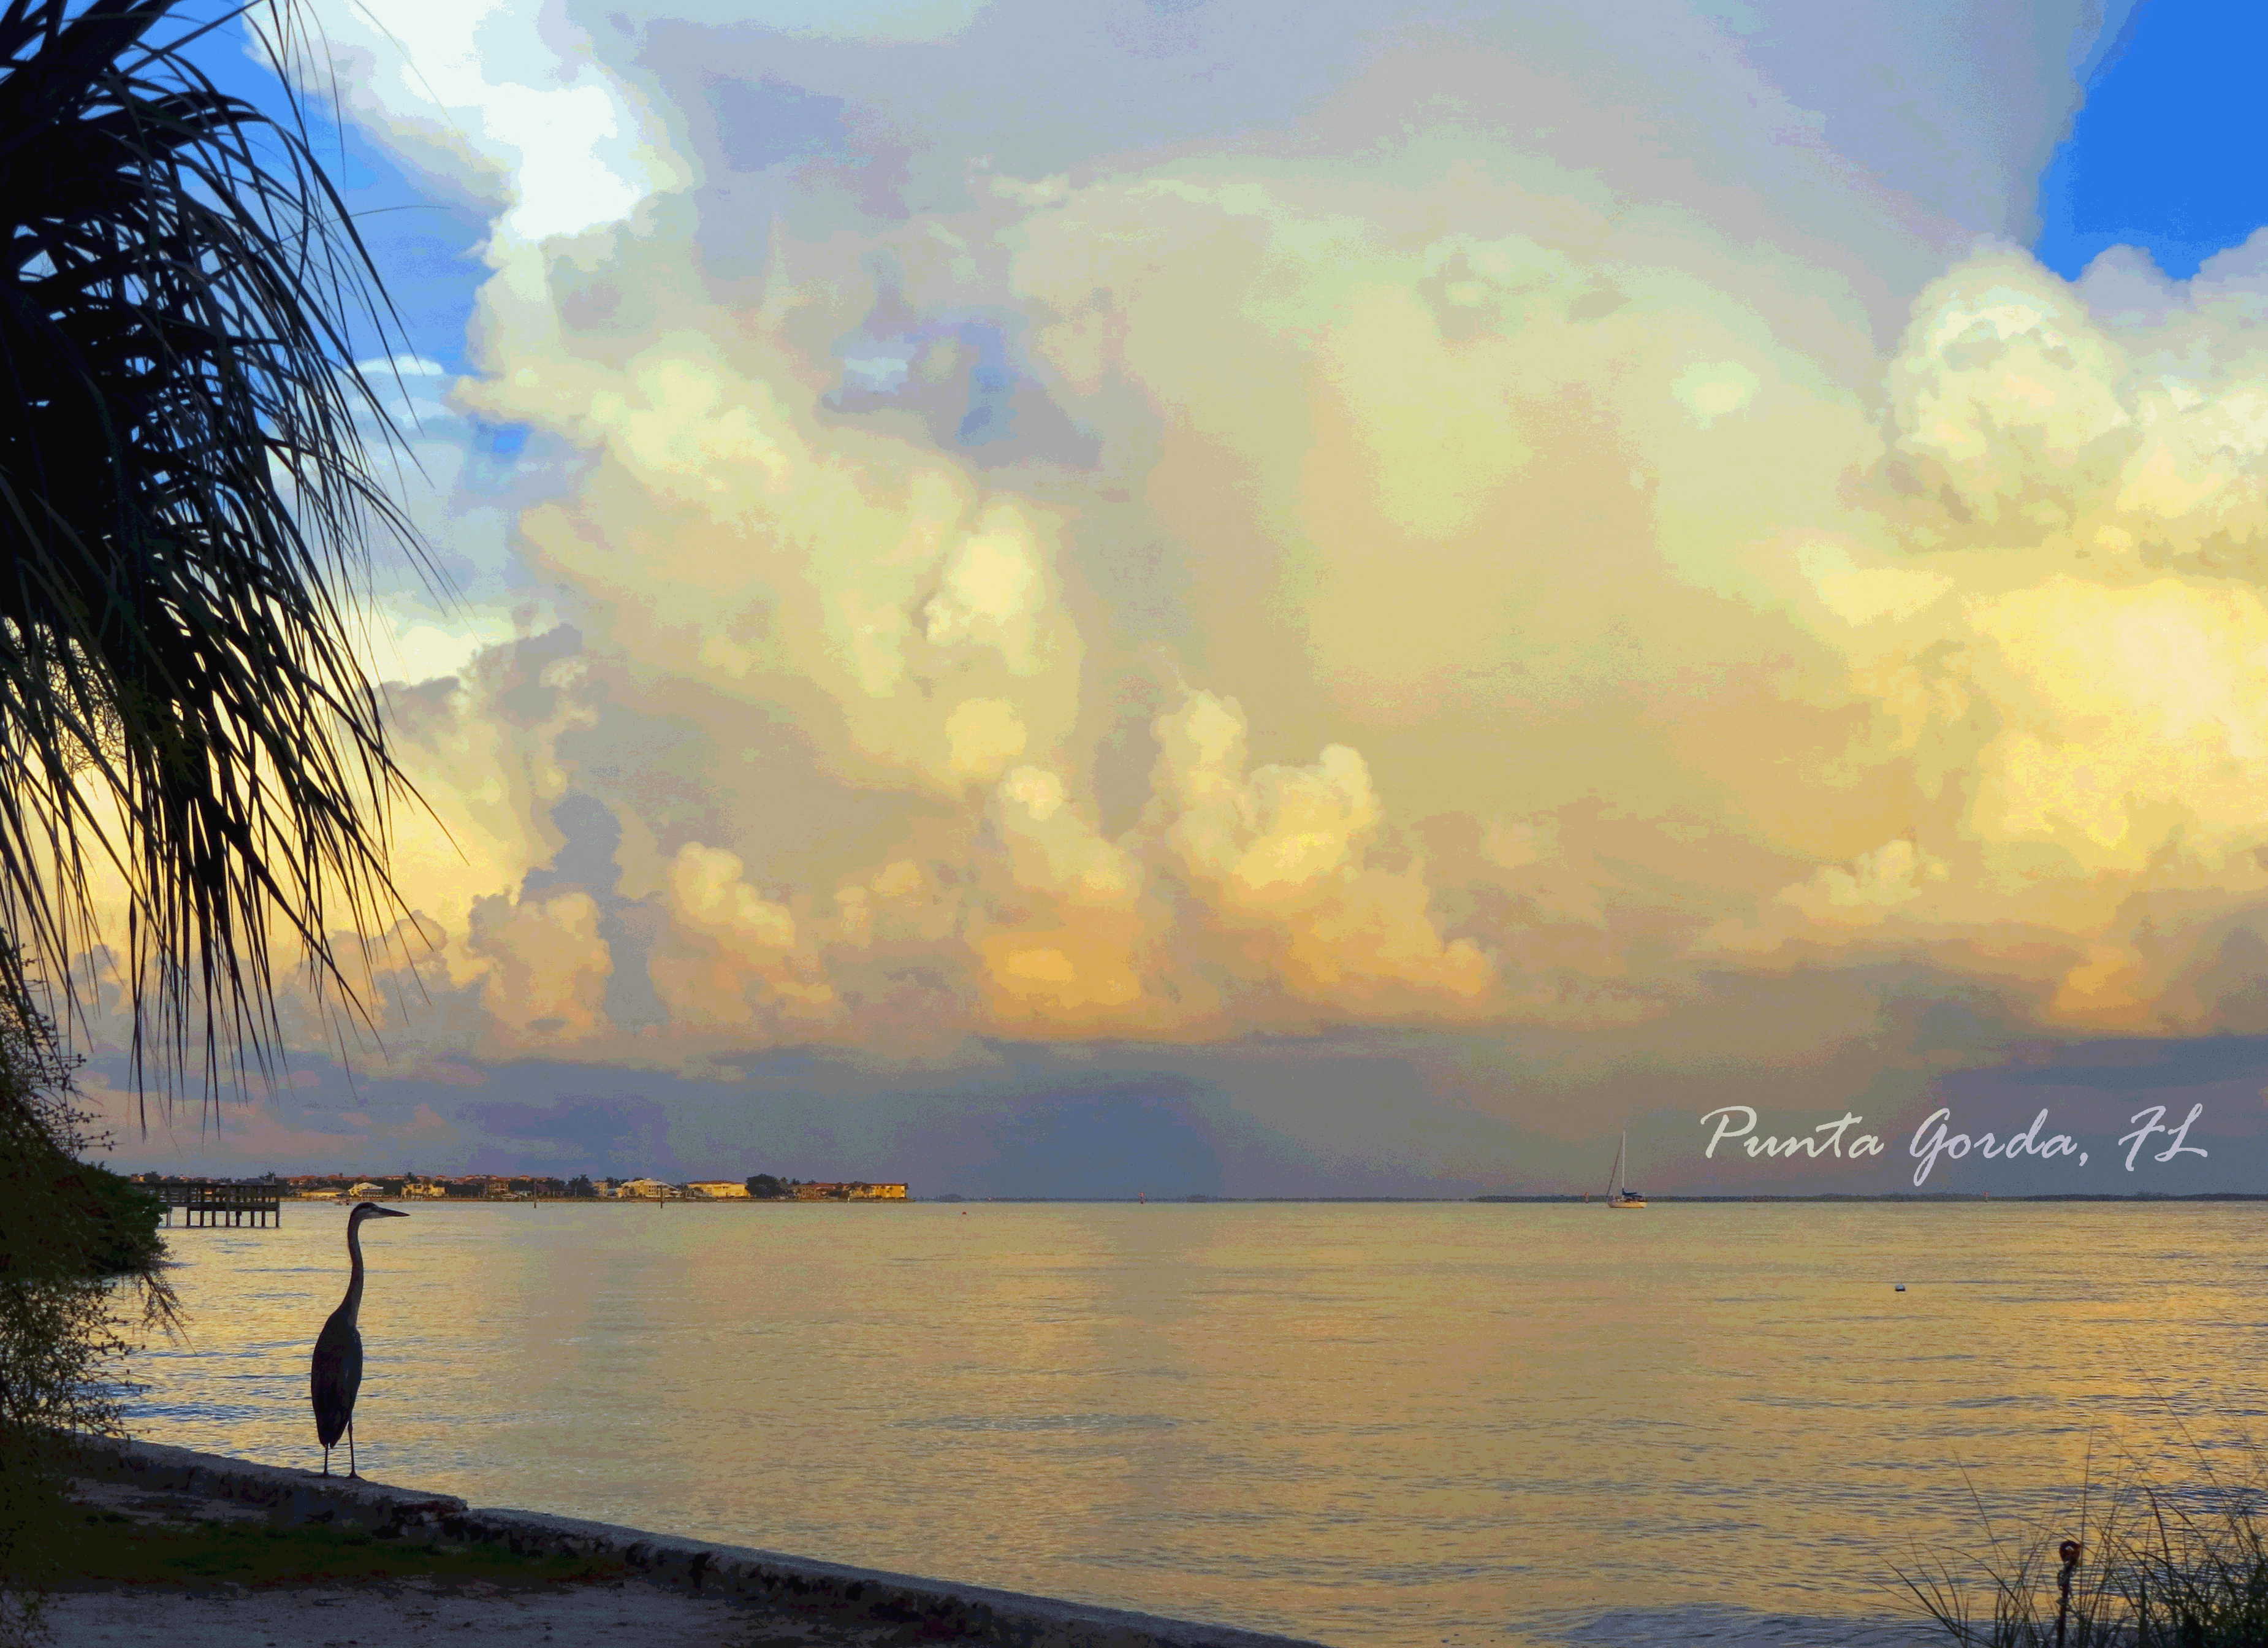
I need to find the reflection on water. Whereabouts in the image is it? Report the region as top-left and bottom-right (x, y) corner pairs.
(124, 1202), (2268, 1647)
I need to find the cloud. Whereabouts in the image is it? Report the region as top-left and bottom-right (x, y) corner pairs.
(466, 888), (613, 1044)
(88, 0), (2264, 1185)
(460, 1092), (673, 1168)
(268, 0), (688, 243)
(449, 315), (1087, 796)
(1141, 691), (1493, 1013)
(650, 842), (840, 1031)
(79, 1061), (462, 1165)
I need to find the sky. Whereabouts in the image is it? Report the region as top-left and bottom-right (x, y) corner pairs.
(80, 0), (2268, 1199)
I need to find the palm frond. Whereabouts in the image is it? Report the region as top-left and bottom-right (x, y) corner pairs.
(0, 0), (440, 1116)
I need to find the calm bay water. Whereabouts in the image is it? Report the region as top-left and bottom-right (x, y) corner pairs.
(122, 1201), (2268, 1648)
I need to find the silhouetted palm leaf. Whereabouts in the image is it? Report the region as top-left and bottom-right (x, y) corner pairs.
(0, 0), (434, 1110)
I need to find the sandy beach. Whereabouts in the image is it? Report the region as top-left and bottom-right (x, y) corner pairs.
(41, 1577), (913, 1647)
(39, 1474), (929, 1648)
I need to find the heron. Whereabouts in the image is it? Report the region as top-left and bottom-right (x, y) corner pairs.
(310, 1201), (409, 1478)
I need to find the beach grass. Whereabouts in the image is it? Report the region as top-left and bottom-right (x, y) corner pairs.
(1899, 1449), (2268, 1647)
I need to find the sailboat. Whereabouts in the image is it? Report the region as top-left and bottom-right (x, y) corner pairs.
(1605, 1130), (1646, 1209)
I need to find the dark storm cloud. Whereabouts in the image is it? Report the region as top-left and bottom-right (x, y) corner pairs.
(462, 1091), (677, 1172)
(1964, 1037), (2268, 1094)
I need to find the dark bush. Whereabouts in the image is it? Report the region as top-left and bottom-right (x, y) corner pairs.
(0, 994), (177, 1641)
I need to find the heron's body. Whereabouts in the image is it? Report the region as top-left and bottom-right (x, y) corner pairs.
(310, 1302), (364, 1448)
(310, 1202), (408, 1477)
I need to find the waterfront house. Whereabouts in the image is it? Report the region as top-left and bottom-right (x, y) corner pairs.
(790, 1181), (909, 1200)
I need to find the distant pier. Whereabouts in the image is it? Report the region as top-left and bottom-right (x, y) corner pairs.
(155, 1181), (283, 1228)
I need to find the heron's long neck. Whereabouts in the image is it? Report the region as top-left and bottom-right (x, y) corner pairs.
(339, 1218), (367, 1326)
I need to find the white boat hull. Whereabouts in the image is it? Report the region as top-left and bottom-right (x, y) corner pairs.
(1603, 1130), (1645, 1208)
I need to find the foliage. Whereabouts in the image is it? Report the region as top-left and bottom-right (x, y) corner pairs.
(43, 1509), (627, 1588)
(62, 1161), (161, 1279)
(0, 0), (436, 1109)
(0, 990), (176, 1640)
(745, 1173), (788, 1199)
(3, 0), (437, 1635)
(1900, 1444), (2268, 1647)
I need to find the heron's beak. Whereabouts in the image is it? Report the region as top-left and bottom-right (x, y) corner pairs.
(373, 1207), (411, 1218)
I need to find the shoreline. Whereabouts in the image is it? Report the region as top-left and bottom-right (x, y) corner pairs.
(64, 1437), (1330, 1648)
(239, 1191), (2268, 1205)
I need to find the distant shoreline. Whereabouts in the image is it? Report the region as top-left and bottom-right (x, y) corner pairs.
(1471, 1191), (2268, 1204)
(242, 1190), (2268, 1206)
(970, 1192), (2268, 1204)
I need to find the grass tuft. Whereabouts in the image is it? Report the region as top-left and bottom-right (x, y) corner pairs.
(1898, 1445), (2268, 1647)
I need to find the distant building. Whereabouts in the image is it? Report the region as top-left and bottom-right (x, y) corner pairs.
(685, 1181), (750, 1199)
(348, 1181), (387, 1198)
(791, 1181), (908, 1201)
(617, 1178), (675, 1200)
(400, 1181), (446, 1199)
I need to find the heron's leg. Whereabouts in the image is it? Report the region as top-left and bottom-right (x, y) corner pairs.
(321, 1444), (330, 1478)
(348, 1418), (358, 1479)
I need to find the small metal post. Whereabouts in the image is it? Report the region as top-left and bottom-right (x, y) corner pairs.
(2057, 1539), (2081, 1648)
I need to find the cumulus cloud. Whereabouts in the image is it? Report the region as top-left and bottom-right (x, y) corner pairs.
(137, 0), (2268, 1106)
(268, 0), (687, 243)
(650, 842), (839, 1031)
(1141, 692), (1492, 1012)
(449, 313), (1087, 795)
(957, 692), (1492, 1036)
(467, 889), (612, 1044)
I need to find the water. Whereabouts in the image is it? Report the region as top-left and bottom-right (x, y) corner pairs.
(121, 1201), (2268, 1647)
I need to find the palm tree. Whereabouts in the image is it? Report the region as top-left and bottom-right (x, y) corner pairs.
(1, 0), (432, 1102)
(2, 4), (425, 1628)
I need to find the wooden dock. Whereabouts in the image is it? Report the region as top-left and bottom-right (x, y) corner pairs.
(154, 1182), (283, 1228)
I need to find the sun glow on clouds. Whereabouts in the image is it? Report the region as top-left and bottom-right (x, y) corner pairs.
(186, 0), (2268, 1107)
